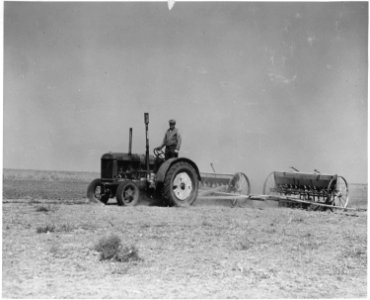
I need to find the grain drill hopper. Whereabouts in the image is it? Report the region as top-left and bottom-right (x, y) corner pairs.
(262, 171), (349, 209)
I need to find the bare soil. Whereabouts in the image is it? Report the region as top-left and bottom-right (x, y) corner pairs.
(2, 171), (367, 298)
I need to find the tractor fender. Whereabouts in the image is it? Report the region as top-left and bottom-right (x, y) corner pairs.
(155, 157), (201, 183)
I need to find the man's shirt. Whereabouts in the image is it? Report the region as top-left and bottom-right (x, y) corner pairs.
(162, 128), (182, 150)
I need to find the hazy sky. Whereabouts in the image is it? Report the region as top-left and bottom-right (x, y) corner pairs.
(4, 1), (368, 188)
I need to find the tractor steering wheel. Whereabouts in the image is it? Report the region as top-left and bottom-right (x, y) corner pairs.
(153, 148), (165, 160)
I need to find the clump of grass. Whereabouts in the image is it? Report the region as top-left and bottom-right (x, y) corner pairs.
(201, 220), (213, 227)
(238, 234), (254, 250)
(58, 223), (75, 233)
(341, 230), (367, 264)
(49, 244), (60, 257)
(115, 245), (141, 262)
(36, 223), (76, 234)
(49, 243), (69, 259)
(297, 238), (321, 251)
(94, 234), (142, 262)
(288, 214), (305, 224)
(95, 235), (121, 260)
(344, 246), (367, 260)
(111, 265), (130, 275)
(36, 224), (56, 233)
(36, 206), (49, 212)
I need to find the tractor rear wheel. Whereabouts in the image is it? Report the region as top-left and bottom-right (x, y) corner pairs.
(116, 181), (140, 206)
(87, 178), (109, 204)
(162, 162), (199, 207)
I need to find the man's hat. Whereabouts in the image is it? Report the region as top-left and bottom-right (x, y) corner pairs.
(169, 119), (176, 124)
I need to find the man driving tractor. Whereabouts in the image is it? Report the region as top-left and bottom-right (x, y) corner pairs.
(155, 119), (182, 160)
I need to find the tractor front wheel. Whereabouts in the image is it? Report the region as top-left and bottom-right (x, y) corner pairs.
(87, 178), (109, 204)
(162, 162), (199, 207)
(116, 181), (140, 206)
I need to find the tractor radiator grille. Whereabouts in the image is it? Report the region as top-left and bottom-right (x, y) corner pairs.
(101, 159), (113, 179)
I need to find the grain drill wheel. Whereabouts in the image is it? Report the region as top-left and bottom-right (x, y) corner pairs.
(262, 172), (290, 207)
(162, 162), (199, 207)
(327, 176), (349, 208)
(227, 172), (251, 207)
(116, 181), (140, 206)
(263, 172), (279, 196)
(87, 178), (109, 204)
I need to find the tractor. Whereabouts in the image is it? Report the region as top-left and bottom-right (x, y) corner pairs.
(87, 113), (201, 207)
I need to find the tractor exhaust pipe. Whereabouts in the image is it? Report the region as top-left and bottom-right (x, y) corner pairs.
(128, 127), (132, 156)
(144, 113), (150, 175)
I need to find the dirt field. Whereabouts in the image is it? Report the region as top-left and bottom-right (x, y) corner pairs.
(2, 169), (367, 298)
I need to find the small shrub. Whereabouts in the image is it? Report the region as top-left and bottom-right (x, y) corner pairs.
(238, 235), (254, 250)
(115, 245), (142, 262)
(95, 235), (122, 260)
(36, 224), (55, 233)
(36, 206), (49, 212)
(94, 234), (142, 262)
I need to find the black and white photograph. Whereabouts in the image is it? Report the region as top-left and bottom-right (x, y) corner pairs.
(3, 1), (367, 298)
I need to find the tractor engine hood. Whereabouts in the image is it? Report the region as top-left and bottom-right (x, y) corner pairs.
(101, 152), (155, 164)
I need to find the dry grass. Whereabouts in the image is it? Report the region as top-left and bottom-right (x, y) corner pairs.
(36, 223), (76, 234)
(36, 224), (56, 233)
(3, 202), (367, 298)
(2, 169), (368, 298)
